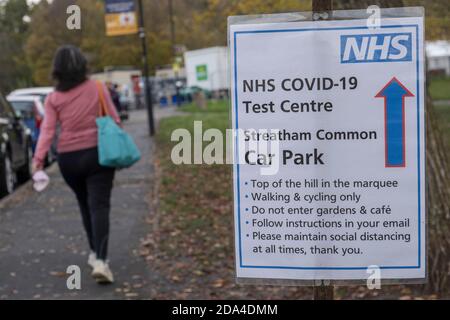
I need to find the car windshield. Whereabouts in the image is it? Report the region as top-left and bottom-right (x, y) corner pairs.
(9, 101), (35, 117)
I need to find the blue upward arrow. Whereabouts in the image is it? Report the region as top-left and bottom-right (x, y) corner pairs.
(375, 77), (414, 167)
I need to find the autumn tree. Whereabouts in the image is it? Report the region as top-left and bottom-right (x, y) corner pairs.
(25, 0), (172, 86)
(0, 0), (32, 92)
(3, 0), (450, 90)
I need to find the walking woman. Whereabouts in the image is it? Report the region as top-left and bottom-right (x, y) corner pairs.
(33, 45), (121, 284)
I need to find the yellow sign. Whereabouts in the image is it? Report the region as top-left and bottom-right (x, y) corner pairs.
(105, 12), (138, 36)
(104, 0), (138, 37)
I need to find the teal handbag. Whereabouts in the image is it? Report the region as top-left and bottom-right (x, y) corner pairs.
(96, 82), (141, 168)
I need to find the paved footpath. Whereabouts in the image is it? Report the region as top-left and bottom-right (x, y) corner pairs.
(0, 108), (178, 300)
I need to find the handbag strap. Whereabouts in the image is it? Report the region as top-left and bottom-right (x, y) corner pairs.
(96, 81), (109, 117)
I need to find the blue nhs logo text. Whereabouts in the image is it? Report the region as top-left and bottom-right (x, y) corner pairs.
(340, 33), (412, 63)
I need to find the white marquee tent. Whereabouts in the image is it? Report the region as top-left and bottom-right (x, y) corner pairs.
(426, 41), (450, 76)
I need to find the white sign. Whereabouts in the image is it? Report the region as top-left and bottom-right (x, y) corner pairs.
(230, 13), (425, 281)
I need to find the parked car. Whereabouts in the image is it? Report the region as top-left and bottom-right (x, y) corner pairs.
(8, 88), (58, 164)
(0, 92), (33, 197)
(7, 95), (44, 152)
(8, 87), (53, 104)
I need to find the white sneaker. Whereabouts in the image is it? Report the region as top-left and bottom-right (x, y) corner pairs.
(91, 260), (114, 284)
(87, 251), (97, 268)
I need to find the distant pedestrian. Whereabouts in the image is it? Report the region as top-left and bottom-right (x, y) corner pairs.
(131, 75), (142, 109)
(107, 82), (122, 113)
(107, 82), (128, 121)
(33, 45), (121, 284)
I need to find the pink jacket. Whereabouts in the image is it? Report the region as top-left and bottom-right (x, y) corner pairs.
(33, 79), (121, 167)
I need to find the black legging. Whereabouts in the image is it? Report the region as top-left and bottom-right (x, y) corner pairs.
(58, 147), (115, 261)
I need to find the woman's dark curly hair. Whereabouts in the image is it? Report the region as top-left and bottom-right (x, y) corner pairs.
(52, 45), (88, 92)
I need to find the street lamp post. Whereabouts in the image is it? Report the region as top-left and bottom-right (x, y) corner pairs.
(137, 0), (155, 136)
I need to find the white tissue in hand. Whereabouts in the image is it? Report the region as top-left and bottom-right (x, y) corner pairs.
(33, 170), (50, 192)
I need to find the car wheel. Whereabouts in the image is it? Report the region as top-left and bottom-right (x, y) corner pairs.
(0, 153), (16, 197)
(17, 143), (33, 183)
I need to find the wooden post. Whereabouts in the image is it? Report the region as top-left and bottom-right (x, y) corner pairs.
(312, 0), (334, 300)
(313, 280), (334, 300)
(312, 0), (333, 17)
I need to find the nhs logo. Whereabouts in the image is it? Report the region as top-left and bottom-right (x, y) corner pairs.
(340, 33), (412, 63)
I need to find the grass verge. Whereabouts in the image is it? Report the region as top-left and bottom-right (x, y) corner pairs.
(435, 104), (450, 151)
(430, 76), (450, 101)
(152, 99), (312, 299)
